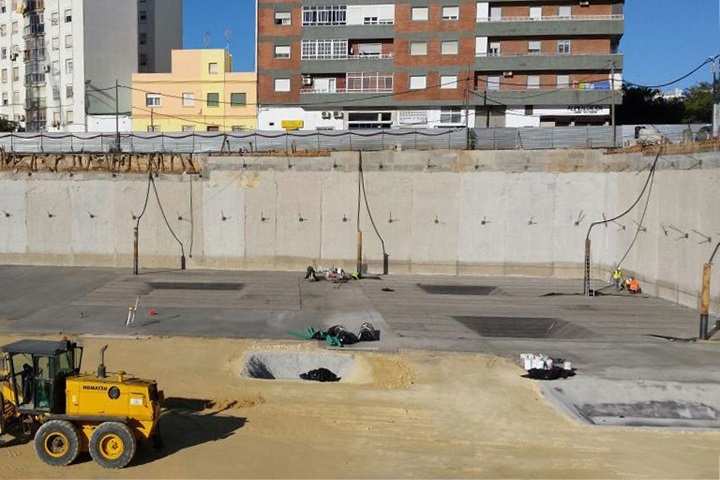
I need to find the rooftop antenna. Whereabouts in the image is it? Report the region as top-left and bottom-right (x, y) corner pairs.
(203, 31), (211, 48)
(224, 28), (232, 52)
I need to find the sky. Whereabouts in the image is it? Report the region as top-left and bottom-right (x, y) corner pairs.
(183, 0), (720, 93)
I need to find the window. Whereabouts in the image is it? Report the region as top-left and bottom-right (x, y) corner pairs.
(66, 110), (73, 123)
(528, 41), (541, 55)
(441, 40), (458, 55)
(139, 10), (147, 22)
(0, 48), (5, 59)
(0, 24), (6, 37)
(357, 43), (381, 57)
(52, 37), (59, 50)
(52, 86), (59, 101)
(64, 9), (72, 22)
(1, 69), (7, 83)
(232, 125), (246, 131)
(274, 45), (291, 59)
(66, 84), (73, 98)
(489, 42), (500, 57)
(411, 7), (428, 21)
(440, 75), (457, 89)
(51, 61), (59, 74)
(301, 39), (347, 59)
(51, 11), (58, 25)
(556, 75), (570, 88)
(11, 21), (16, 34)
(274, 11), (291, 25)
(139, 54), (148, 66)
(182, 92), (195, 107)
(139, 33), (147, 45)
(65, 35), (72, 48)
(230, 93), (246, 106)
(529, 6), (542, 20)
(527, 75), (540, 89)
(206, 92), (219, 107)
(346, 72), (393, 92)
(145, 93), (161, 107)
(0, 1), (5, 13)
(442, 6), (459, 20)
(147, 125), (160, 132)
(557, 40), (571, 55)
(558, 6), (571, 19)
(274, 78), (291, 92)
(53, 111), (60, 124)
(440, 107), (462, 124)
(2, 92), (7, 106)
(11, 67), (17, 81)
(490, 6), (502, 20)
(487, 75), (500, 91)
(65, 59), (73, 74)
(409, 75), (426, 90)
(410, 41), (427, 56)
(208, 62), (218, 74)
(12, 90), (18, 104)
(182, 125), (195, 132)
(302, 5), (347, 26)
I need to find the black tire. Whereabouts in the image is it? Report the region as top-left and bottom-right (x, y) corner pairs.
(33, 420), (80, 467)
(89, 422), (136, 469)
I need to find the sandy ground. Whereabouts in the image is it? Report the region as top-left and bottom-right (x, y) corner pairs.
(1, 334), (719, 479)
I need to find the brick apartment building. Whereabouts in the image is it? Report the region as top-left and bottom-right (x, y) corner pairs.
(256, 0), (624, 130)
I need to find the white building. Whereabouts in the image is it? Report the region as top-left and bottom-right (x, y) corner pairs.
(0, 0), (182, 132)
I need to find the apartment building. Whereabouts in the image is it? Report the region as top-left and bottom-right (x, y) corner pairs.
(257, 0), (624, 130)
(131, 49), (258, 132)
(0, 0), (182, 132)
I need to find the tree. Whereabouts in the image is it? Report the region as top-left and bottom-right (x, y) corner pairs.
(682, 82), (713, 124)
(616, 86), (684, 124)
(0, 117), (17, 132)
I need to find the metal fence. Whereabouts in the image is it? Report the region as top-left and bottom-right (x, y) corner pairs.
(0, 125), (709, 154)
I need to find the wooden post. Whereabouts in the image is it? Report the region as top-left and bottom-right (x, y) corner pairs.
(700, 263), (711, 339)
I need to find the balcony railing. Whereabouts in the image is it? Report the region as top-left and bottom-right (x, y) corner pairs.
(476, 51), (621, 58)
(301, 86), (393, 94)
(477, 14), (623, 22)
(302, 53), (394, 61)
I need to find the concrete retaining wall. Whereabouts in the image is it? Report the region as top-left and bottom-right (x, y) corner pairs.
(1, 149), (719, 312)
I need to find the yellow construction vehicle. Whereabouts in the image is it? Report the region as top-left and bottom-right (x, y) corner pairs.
(0, 339), (163, 469)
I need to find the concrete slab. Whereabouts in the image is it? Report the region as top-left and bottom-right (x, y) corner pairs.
(0, 265), (718, 429)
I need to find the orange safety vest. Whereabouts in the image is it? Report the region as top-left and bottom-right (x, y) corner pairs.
(629, 279), (640, 292)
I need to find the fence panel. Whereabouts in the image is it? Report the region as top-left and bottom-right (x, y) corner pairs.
(0, 125), (704, 154)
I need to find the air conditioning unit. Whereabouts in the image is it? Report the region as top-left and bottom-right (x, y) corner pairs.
(302, 76), (312, 86)
(503, 71), (513, 77)
(43, 65), (50, 73)
(321, 111), (331, 119)
(333, 111), (343, 119)
(9, 53), (17, 61)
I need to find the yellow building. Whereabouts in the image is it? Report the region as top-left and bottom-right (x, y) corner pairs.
(131, 49), (257, 132)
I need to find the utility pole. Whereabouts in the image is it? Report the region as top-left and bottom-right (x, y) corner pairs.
(611, 61), (617, 147)
(712, 56), (719, 138)
(115, 79), (120, 150)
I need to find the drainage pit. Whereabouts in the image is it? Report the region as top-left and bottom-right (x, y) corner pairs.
(243, 352), (357, 382)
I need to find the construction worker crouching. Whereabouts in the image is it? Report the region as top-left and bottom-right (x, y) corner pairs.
(626, 277), (641, 294)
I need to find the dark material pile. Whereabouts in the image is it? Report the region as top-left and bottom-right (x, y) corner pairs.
(300, 368), (341, 382)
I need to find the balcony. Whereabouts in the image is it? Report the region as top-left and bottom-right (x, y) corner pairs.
(474, 87), (621, 107)
(23, 24), (45, 37)
(301, 53), (394, 74)
(301, 86), (393, 94)
(477, 14), (624, 22)
(475, 15), (623, 37)
(475, 52), (623, 71)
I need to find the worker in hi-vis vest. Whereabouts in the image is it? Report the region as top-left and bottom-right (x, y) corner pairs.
(612, 268), (623, 291)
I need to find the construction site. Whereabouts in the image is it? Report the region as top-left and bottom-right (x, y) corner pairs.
(0, 139), (720, 478)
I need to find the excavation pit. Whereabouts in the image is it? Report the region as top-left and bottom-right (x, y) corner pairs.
(242, 351), (357, 382)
